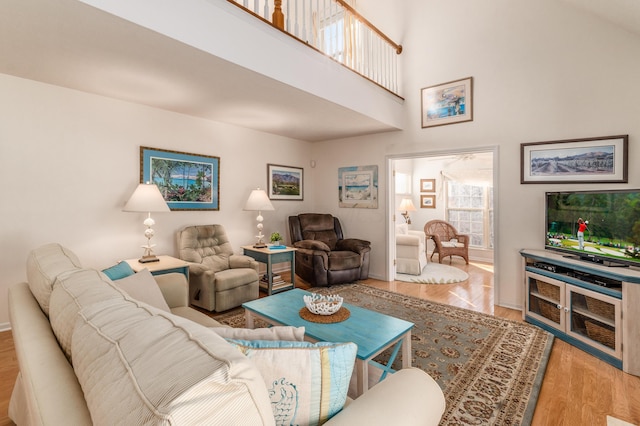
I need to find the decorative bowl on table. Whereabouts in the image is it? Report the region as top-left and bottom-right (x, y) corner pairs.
(303, 293), (343, 315)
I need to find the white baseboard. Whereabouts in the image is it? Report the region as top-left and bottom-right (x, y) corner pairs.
(0, 322), (11, 332)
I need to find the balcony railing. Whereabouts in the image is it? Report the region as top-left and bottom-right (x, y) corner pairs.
(227, 0), (402, 96)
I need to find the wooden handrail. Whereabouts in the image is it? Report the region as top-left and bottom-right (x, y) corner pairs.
(334, 0), (402, 54)
(226, 0), (403, 96)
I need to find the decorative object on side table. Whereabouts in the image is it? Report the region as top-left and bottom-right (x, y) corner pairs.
(123, 182), (170, 263)
(270, 232), (282, 246)
(398, 198), (417, 224)
(243, 188), (275, 248)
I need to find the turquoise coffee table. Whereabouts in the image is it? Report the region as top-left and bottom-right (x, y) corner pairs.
(242, 288), (414, 396)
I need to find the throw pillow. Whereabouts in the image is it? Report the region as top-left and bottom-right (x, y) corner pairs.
(101, 261), (135, 280)
(211, 326), (306, 341)
(113, 269), (171, 313)
(396, 223), (409, 235)
(227, 339), (357, 426)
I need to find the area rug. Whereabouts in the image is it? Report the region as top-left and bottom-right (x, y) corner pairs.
(215, 284), (553, 425)
(396, 262), (469, 284)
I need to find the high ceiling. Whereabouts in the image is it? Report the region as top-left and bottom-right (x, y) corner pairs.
(1, 0), (637, 142)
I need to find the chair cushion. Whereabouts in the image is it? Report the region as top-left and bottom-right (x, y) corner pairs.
(178, 225), (234, 271)
(215, 268), (259, 292)
(299, 214), (339, 250)
(328, 251), (362, 271)
(227, 339), (357, 425)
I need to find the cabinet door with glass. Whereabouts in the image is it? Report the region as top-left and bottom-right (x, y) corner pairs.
(567, 285), (622, 360)
(525, 271), (565, 331)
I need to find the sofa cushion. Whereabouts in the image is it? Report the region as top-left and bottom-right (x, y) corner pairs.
(49, 269), (127, 360)
(227, 339), (357, 425)
(101, 261), (135, 280)
(113, 269), (171, 313)
(211, 326), (305, 341)
(71, 296), (275, 425)
(26, 243), (82, 315)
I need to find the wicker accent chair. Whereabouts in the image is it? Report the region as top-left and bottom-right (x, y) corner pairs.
(423, 220), (469, 264)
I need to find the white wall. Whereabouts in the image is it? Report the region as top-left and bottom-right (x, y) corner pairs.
(0, 74), (313, 325)
(312, 0), (640, 309)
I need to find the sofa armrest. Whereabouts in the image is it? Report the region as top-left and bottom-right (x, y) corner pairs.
(154, 273), (189, 309)
(396, 234), (420, 246)
(229, 254), (259, 272)
(8, 282), (93, 425)
(324, 368), (445, 426)
(336, 238), (371, 254)
(294, 240), (331, 252)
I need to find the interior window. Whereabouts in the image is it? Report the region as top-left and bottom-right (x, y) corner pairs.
(446, 182), (494, 249)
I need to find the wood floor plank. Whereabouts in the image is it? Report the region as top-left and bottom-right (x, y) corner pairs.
(1, 260), (639, 425)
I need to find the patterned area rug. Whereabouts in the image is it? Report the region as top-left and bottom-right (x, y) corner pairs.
(215, 284), (553, 425)
(396, 262), (469, 284)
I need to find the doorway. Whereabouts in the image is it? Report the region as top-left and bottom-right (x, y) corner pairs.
(386, 147), (498, 300)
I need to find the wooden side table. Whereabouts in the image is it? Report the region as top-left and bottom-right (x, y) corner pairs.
(124, 255), (189, 281)
(241, 245), (297, 295)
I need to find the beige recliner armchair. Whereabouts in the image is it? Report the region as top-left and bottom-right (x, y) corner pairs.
(177, 225), (259, 312)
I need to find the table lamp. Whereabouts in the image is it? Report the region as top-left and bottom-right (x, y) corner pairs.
(398, 198), (417, 225)
(243, 188), (274, 248)
(123, 182), (170, 263)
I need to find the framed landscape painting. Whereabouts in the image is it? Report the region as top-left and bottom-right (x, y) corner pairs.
(267, 164), (303, 200)
(421, 77), (473, 128)
(520, 135), (628, 184)
(420, 194), (436, 208)
(141, 146), (220, 210)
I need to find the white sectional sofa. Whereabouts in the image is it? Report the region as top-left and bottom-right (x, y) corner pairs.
(8, 243), (446, 425)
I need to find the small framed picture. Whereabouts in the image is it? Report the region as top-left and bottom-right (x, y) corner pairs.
(267, 164), (303, 200)
(420, 195), (436, 208)
(420, 179), (436, 192)
(421, 77), (473, 128)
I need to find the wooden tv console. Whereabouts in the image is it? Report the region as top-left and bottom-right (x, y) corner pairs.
(520, 249), (640, 376)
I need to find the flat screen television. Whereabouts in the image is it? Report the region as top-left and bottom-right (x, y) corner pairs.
(545, 189), (640, 268)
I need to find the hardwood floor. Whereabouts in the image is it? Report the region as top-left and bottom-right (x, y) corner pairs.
(1, 261), (638, 425)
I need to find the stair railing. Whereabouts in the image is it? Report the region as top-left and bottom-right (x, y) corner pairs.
(227, 0), (402, 96)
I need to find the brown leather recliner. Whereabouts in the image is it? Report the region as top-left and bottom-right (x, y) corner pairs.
(288, 213), (371, 287)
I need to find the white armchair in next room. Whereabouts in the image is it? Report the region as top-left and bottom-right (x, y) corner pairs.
(396, 223), (427, 275)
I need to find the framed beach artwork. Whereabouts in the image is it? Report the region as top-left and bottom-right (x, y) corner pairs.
(338, 165), (378, 209)
(520, 135), (628, 184)
(421, 77), (473, 128)
(420, 178), (436, 192)
(140, 146), (220, 210)
(267, 164), (303, 200)
(420, 195), (436, 208)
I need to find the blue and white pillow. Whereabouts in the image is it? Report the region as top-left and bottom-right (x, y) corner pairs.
(227, 339), (357, 426)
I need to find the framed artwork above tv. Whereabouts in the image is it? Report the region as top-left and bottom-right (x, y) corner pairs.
(521, 135), (628, 184)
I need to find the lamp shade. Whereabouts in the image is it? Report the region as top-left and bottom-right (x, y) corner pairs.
(398, 198), (417, 212)
(243, 188), (275, 211)
(123, 183), (170, 212)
